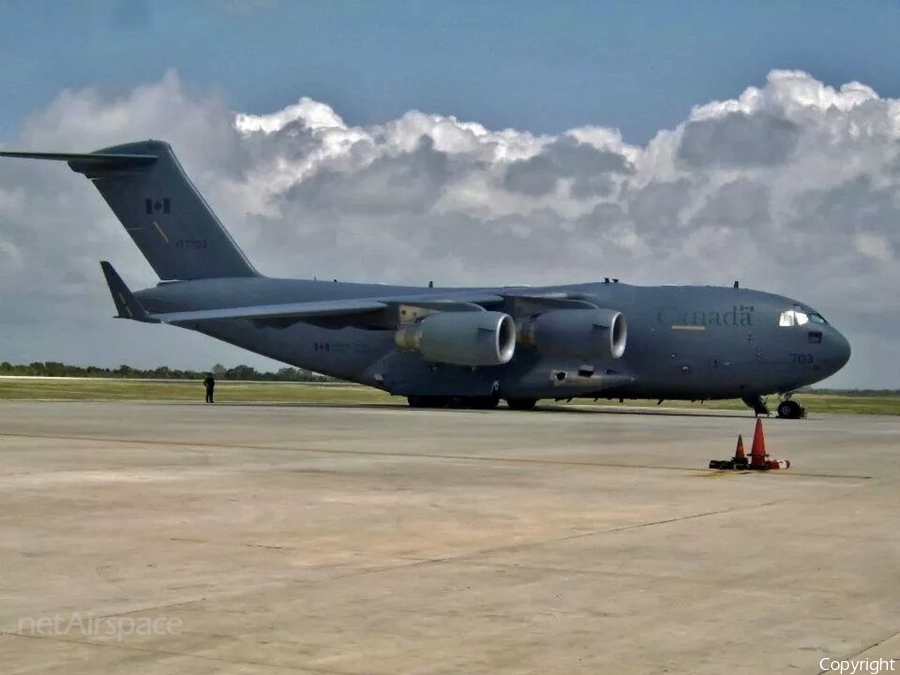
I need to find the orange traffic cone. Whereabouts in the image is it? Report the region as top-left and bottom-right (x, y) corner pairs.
(732, 434), (748, 467)
(750, 418), (767, 467)
(734, 435), (746, 460)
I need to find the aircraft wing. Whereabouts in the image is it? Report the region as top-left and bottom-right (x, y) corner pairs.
(148, 298), (390, 324)
(148, 298), (510, 327)
(101, 259), (590, 327)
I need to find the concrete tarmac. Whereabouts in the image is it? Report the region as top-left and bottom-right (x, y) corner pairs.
(0, 401), (898, 674)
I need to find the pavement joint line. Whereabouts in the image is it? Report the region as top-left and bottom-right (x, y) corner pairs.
(817, 627), (900, 674)
(79, 597), (217, 622)
(169, 537), (292, 551)
(126, 501), (789, 613)
(286, 499), (789, 584)
(0, 631), (360, 674)
(0, 432), (872, 479)
(465, 561), (872, 596)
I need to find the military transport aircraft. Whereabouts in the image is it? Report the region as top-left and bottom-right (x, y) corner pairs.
(0, 140), (851, 418)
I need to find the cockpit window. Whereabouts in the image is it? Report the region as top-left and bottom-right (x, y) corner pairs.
(778, 307), (811, 327)
(778, 307), (829, 327)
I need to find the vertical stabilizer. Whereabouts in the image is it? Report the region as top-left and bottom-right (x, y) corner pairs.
(76, 140), (259, 280)
(0, 140), (259, 280)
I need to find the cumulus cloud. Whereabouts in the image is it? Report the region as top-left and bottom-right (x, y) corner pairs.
(678, 112), (801, 167)
(1, 69), (898, 387)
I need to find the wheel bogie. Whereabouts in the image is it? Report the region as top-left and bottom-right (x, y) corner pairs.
(407, 395), (450, 408)
(462, 395), (500, 410)
(407, 395), (499, 410)
(506, 398), (539, 411)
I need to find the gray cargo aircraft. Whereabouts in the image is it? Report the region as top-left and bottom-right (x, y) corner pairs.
(0, 140), (851, 418)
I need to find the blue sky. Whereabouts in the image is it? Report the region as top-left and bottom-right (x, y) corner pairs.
(1, 0), (898, 144)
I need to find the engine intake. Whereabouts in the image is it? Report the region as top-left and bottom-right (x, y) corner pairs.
(518, 308), (626, 360)
(395, 311), (517, 366)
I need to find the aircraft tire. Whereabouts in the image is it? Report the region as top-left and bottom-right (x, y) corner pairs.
(407, 395), (450, 408)
(506, 398), (538, 411)
(776, 400), (803, 419)
(463, 395), (500, 410)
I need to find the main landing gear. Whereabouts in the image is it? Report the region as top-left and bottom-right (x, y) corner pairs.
(407, 395), (500, 410)
(407, 396), (539, 411)
(505, 398), (538, 411)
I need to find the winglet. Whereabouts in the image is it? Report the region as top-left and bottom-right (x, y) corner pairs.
(99, 261), (156, 322)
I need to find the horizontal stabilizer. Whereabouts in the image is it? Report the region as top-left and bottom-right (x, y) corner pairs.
(0, 151), (157, 172)
(148, 298), (388, 325)
(100, 261), (153, 322)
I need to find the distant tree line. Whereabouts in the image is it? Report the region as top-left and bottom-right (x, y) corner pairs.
(798, 387), (900, 396)
(0, 362), (895, 393)
(0, 361), (333, 382)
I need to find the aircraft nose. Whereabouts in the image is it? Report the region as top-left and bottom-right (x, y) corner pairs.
(826, 326), (851, 375)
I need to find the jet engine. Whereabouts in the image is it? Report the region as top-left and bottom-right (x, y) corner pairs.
(518, 308), (627, 360)
(395, 311), (517, 366)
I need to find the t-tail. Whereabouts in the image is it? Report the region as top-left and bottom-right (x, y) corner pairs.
(0, 140), (258, 280)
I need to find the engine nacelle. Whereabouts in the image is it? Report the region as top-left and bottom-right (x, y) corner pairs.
(395, 311), (517, 366)
(518, 308), (627, 360)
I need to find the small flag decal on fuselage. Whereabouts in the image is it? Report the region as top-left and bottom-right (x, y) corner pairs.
(145, 198), (170, 215)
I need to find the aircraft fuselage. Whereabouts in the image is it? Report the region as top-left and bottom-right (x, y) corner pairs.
(133, 277), (851, 402)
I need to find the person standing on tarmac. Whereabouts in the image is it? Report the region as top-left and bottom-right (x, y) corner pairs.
(203, 373), (216, 403)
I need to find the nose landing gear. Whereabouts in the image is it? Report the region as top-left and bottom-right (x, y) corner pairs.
(776, 398), (807, 419)
(742, 394), (807, 419)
